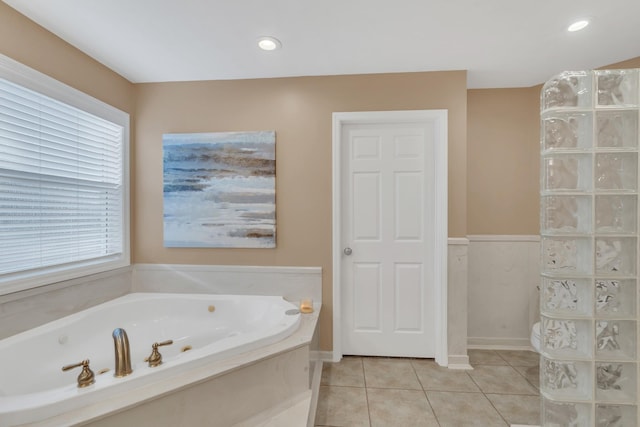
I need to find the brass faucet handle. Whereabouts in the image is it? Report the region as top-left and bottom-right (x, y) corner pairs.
(147, 339), (174, 367)
(62, 359), (95, 388)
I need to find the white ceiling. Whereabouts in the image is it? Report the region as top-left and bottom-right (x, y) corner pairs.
(4, 0), (640, 88)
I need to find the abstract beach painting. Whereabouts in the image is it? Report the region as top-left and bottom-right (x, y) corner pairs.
(163, 131), (276, 248)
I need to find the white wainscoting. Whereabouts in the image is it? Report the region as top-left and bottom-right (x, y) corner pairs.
(447, 238), (471, 368)
(467, 235), (540, 350)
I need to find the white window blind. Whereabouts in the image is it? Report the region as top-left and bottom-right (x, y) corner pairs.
(0, 77), (124, 279)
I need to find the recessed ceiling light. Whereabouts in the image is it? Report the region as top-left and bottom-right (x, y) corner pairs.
(257, 36), (282, 51)
(568, 20), (589, 32)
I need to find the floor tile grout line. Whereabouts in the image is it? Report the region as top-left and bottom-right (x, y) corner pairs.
(465, 368), (485, 394)
(470, 363), (540, 394)
(472, 356), (513, 427)
(408, 358), (440, 423)
(473, 351), (542, 426)
(364, 387), (372, 427)
(427, 389), (489, 395)
(422, 389), (443, 427)
(321, 384), (366, 389)
(483, 391), (540, 396)
(511, 364), (541, 392)
(361, 357), (372, 427)
(503, 352), (542, 393)
(360, 356), (367, 388)
(483, 389), (512, 427)
(466, 365), (512, 425)
(494, 349), (511, 364)
(409, 359), (426, 391)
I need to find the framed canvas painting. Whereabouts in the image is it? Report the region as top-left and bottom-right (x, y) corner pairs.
(162, 131), (276, 248)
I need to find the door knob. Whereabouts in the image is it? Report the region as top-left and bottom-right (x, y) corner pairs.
(343, 247), (352, 255)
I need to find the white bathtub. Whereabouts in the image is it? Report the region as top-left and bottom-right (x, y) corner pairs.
(0, 293), (301, 426)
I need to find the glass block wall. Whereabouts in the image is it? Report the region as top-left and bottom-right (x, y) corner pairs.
(540, 69), (639, 426)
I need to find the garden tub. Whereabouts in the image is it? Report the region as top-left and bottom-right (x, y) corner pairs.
(0, 292), (301, 426)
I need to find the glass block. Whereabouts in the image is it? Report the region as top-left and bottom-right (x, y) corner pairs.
(595, 195), (637, 234)
(542, 111), (593, 151)
(541, 356), (592, 400)
(542, 237), (592, 275)
(596, 69), (640, 107)
(542, 398), (591, 427)
(596, 361), (637, 403)
(596, 320), (637, 360)
(596, 404), (637, 427)
(596, 110), (639, 148)
(541, 195), (592, 234)
(595, 153), (638, 191)
(595, 237), (637, 276)
(542, 277), (592, 316)
(596, 279), (637, 318)
(541, 315), (592, 358)
(542, 153), (592, 192)
(542, 71), (592, 111)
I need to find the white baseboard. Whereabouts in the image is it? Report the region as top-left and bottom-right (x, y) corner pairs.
(468, 337), (535, 351)
(447, 354), (473, 370)
(310, 351), (334, 362)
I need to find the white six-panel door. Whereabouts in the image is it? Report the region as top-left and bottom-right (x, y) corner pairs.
(341, 120), (436, 357)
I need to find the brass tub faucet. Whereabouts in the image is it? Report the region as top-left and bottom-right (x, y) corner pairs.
(112, 328), (133, 377)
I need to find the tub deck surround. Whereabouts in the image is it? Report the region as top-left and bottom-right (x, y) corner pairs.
(0, 293), (320, 427)
(0, 267), (131, 341)
(132, 264), (322, 303)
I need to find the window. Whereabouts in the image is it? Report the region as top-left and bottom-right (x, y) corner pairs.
(0, 54), (129, 295)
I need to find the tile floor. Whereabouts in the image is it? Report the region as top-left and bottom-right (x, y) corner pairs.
(315, 349), (540, 427)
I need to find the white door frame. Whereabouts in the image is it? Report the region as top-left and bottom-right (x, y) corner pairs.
(332, 110), (448, 366)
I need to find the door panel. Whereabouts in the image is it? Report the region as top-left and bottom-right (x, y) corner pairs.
(352, 173), (381, 240)
(394, 263), (423, 332)
(341, 122), (436, 357)
(353, 263), (382, 331)
(395, 172), (423, 240)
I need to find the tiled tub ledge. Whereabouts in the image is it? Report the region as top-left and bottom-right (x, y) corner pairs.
(24, 304), (322, 427)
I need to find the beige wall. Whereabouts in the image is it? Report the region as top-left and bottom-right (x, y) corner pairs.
(600, 56), (640, 70)
(0, 2), (134, 113)
(466, 56), (640, 236)
(467, 87), (540, 235)
(134, 73), (468, 350)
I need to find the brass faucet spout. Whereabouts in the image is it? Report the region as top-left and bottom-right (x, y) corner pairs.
(112, 327), (133, 377)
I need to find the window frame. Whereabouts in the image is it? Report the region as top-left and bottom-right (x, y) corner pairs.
(0, 54), (130, 296)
